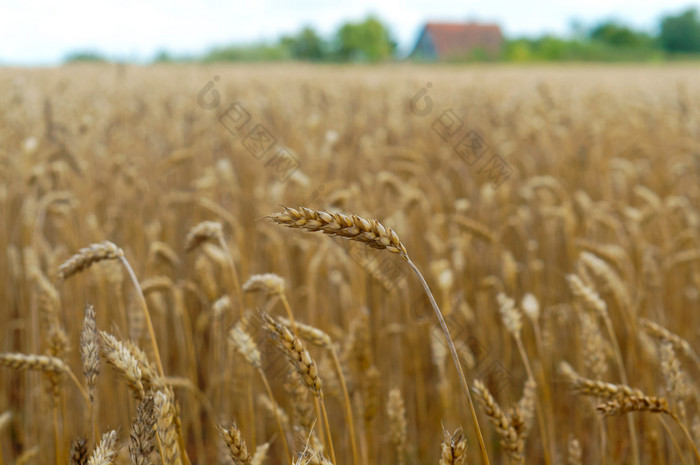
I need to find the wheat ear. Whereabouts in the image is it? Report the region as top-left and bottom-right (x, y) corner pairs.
(80, 303), (100, 442)
(642, 318), (700, 374)
(59, 241), (165, 379)
(568, 272), (640, 465)
(269, 206), (490, 465)
(261, 312), (336, 465)
(268, 206), (408, 257)
(69, 437), (88, 465)
(472, 380), (523, 464)
(99, 331), (145, 399)
(228, 319), (293, 463)
(439, 427), (468, 465)
(0, 353), (89, 404)
(186, 221), (243, 313)
(219, 421), (252, 465)
(88, 430), (119, 465)
(57, 241), (123, 279)
(154, 389), (181, 465)
(276, 316), (359, 465)
(0, 411), (11, 465)
(130, 393), (156, 465)
(387, 388), (407, 465)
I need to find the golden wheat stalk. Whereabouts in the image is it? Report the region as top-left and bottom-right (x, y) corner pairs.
(228, 317), (292, 462)
(268, 206), (408, 257)
(186, 221), (244, 313)
(260, 312), (336, 465)
(269, 206), (491, 465)
(559, 361), (642, 399)
(57, 241), (123, 279)
(261, 312), (323, 397)
(472, 380), (523, 464)
(59, 241), (165, 379)
(641, 318), (700, 373)
(567, 271), (640, 465)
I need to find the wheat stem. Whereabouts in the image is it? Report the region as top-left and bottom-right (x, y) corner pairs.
(659, 416), (690, 465)
(600, 310), (640, 465)
(258, 369), (292, 463)
(406, 258), (490, 465)
(329, 347), (360, 465)
(118, 256), (165, 379)
(514, 335), (551, 465)
(66, 366), (91, 406)
(216, 235), (244, 315)
(53, 404), (60, 465)
(319, 398), (337, 465)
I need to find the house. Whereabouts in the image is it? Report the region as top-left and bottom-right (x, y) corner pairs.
(411, 22), (504, 61)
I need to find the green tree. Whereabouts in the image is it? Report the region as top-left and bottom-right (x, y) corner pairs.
(202, 43), (289, 62)
(589, 21), (652, 47)
(153, 49), (174, 63)
(334, 16), (396, 62)
(281, 26), (326, 61)
(660, 8), (700, 53)
(63, 50), (107, 63)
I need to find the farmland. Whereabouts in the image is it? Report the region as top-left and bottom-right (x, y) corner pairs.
(1, 63), (699, 464)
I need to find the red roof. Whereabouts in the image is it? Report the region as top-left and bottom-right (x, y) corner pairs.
(423, 22), (503, 57)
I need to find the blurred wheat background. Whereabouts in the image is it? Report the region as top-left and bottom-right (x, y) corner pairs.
(1, 64), (700, 464)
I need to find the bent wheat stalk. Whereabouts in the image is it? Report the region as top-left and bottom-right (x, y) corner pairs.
(268, 206), (491, 465)
(59, 241), (165, 379)
(0, 353), (89, 406)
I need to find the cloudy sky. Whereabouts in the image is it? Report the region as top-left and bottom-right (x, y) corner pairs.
(1, 0), (698, 65)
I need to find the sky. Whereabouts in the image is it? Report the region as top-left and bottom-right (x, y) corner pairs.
(1, 0), (699, 65)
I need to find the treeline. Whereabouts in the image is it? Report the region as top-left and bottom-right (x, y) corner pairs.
(505, 8), (700, 62)
(64, 7), (700, 64)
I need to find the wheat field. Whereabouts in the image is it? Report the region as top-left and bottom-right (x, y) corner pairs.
(1, 63), (700, 465)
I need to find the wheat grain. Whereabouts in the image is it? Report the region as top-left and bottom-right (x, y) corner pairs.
(387, 388), (407, 465)
(439, 427), (468, 465)
(130, 393), (156, 465)
(185, 221), (223, 252)
(559, 361), (642, 399)
(242, 273), (285, 296)
(0, 353), (66, 373)
(597, 396), (673, 417)
(69, 438), (88, 465)
(261, 312), (322, 397)
(80, 303), (100, 402)
(277, 317), (332, 349)
(268, 206), (408, 258)
(228, 321), (262, 369)
(99, 331), (145, 399)
(88, 430), (119, 465)
(219, 422), (251, 465)
(58, 241), (123, 279)
(641, 318), (699, 365)
(251, 441), (271, 465)
(155, 389), (181, 465)
(497, 292), (522, 337)
(473, 380), (523, 463)
(567, 437), (582, 465)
